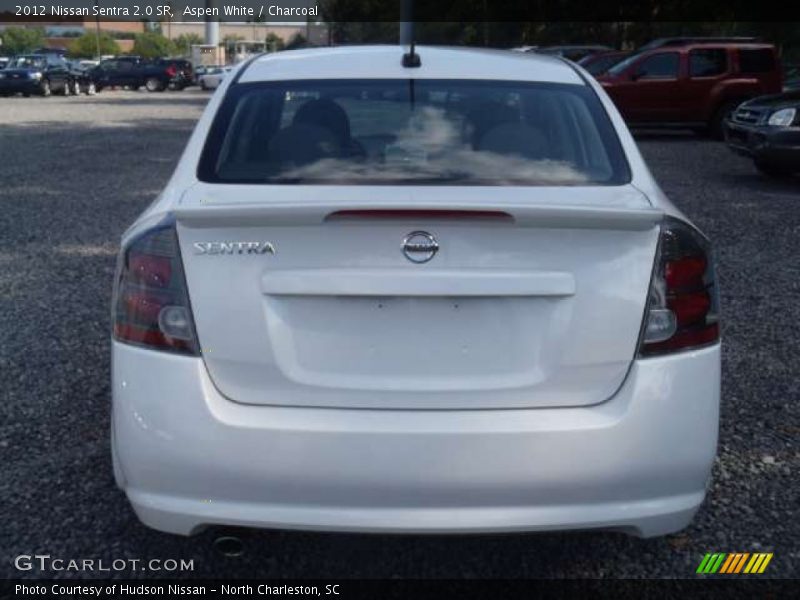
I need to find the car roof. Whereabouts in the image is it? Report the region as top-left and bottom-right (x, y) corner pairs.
(644, 41), (775, 52)
(239, 45), (584, 85)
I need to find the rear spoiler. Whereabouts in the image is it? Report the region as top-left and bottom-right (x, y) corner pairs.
(173, 203), (663, 231)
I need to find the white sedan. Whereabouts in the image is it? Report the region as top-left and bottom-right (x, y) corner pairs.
(198, 65), (233, 90)
(111, 46), (720, 538)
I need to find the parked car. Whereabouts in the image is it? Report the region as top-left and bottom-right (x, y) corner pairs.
(155, 58), (193, 88)
(0, 54), (73, 97)
(724, 90), (800, 177)
(577, 50), (629, 76)
(597, 41), (783, 137)
(536, 45), (613, 62)
(91, 56), (187, 92)
(638, 36), (761, 52)
(783, 64), (800, 92)
(111, 46), (720, 539)
(198, 65), (233, 90)
(0, 57), (9, 70)
(194, 64), (221, 85)
(66, 60), (99, 95)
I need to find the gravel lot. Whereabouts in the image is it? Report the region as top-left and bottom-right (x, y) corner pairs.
(0, 90), (797, 580)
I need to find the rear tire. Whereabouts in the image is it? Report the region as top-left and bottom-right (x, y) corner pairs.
(86, 82), (97, 96)
(709, 100), (742, 140)
(755, 160), (794, 178)
(72, 80), (81, 95)
(40, 79), (51, 97)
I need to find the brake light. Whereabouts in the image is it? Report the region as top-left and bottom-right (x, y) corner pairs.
(639, 218), (720, 356)
(112, 221), (198, 355)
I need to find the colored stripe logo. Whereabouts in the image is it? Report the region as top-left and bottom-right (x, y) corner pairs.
(696, 552), (773, 574)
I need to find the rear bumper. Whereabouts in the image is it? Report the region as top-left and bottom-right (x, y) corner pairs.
(724, 120), (800, 169)
(112, 341), (720, 537)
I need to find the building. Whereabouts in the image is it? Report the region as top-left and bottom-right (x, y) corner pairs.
(0, 18), (145, 54)
(163, 21), (329, 51)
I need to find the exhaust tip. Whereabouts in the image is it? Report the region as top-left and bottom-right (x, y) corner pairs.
(213, 535), (244, 557)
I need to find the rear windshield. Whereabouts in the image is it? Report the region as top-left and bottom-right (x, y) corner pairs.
(198, 79), (630, 186)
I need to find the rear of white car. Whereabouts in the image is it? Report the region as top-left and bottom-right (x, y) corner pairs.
(111, 47), (720, 537)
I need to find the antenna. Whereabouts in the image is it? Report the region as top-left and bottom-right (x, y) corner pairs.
(403, 42), (421, 68)
(400, 0), (421, 68)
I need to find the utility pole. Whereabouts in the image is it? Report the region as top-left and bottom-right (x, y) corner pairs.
(205, 0), (219, 47)
(93, 0), (101, 58)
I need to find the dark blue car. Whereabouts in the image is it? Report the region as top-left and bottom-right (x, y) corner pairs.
(0, 54), (73, 97)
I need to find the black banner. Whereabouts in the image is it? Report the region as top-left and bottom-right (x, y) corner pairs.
(1, 0), (799, 23)
(2, 579), (798, 600)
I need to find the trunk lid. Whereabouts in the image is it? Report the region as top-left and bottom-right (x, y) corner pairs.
(176, 184), (660, 410)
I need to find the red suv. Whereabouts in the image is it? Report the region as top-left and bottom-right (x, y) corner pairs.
(596, 40), (783, 137)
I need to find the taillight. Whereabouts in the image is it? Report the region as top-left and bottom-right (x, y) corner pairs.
(639, 217), (720, 356)
(112, 221), (199, 355)
(166, 65), (177, 77)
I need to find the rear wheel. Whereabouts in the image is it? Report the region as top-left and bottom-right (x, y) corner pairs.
(86, 82), (97, 96)
(72, 79), (82, 95)
(709, 100), (742, 140)
(40, 79), (51, 97)
(145, 77), (163, 92)
(755, 160), (794, 178)
(61, 80), (71, 96)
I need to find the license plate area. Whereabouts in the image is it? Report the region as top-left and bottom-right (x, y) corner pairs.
(263, 295), (568, 391)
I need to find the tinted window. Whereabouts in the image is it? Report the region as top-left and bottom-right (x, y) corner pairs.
(582, 55), (626, 76)
(690, 49), (728, 77)
(739, 49), (776, 74)
(636, 53), (679, 79)
(199, 79), (630, 186)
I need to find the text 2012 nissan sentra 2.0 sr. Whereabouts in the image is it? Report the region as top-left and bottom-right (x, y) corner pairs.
(111, 46), (721, 537)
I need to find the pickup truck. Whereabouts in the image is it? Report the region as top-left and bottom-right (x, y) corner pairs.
(596, 41), (783, 137)
(91, 56), (188, 92)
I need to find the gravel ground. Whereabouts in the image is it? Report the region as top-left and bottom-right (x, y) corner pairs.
(0, 90), (797, 580)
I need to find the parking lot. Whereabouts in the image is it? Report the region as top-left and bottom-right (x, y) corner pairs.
(0, 90), (797, 579)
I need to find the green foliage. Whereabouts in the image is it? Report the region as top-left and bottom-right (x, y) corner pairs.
(132, 31), (175, 58)
(0, 27), (46, 55)
(67, 32), (121, 59)
(265, 32), (285, 52)
(174, 33), (204, 55)
(285, 33), (308, 50)
(222, 34), (245, 45)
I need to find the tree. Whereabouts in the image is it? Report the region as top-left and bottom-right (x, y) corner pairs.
(67, 32), (121, 59)
(174, 33), (204, 56)
(265, 32), (285, 52)
(285, 33), (308, 50)
(0, 27), (45, 55)
(132, 31), (175, 58)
